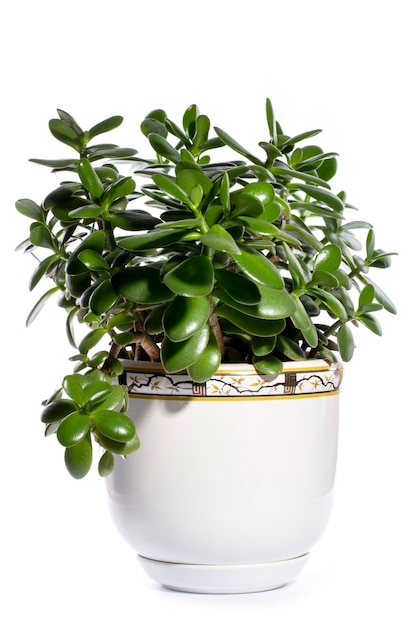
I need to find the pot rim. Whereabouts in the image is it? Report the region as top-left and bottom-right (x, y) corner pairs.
(119, 358), (342, 375)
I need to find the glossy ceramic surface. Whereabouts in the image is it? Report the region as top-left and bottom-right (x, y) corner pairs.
(106, 360), (341, 593)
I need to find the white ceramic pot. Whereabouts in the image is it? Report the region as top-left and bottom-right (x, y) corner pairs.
(106, 359), (342, 593)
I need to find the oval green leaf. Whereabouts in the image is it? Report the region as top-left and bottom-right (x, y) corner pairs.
(78, 158), (104, 198)
(112, 266), (174, 304)
(161, 324), (210, 373)
(253, 355), (283, 376)
(200, 224), (241, 254)
(41, 399), (79, 424)
(314, 244), (342, 274)
(89, 279), (119, 315)
(163, 255), (214, 296)
(214, 284), (295, 319)
(57, 412), (90, 447)
(216, 305), (286, 337)
(163, 295), (210, 342)
(337, 323), (355, 361)
(98, 450), (115, 477)
(214, 269), (261, 305)
(93, 410), (136, 443)
(64, 433), (93, 479)
(231, 244), (284, 289)
(187, 330), (222, 383)
(251, 335), (276, 357)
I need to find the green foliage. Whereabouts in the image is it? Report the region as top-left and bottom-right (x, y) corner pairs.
(16, 101), (397, 478)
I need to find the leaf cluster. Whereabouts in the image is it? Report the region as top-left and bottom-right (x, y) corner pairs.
(16, 102), (397, 478)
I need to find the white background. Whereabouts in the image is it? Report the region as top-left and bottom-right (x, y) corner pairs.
(1, 1), (416, 624)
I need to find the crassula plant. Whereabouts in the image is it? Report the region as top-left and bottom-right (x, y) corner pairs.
(16, 100), (396, 479)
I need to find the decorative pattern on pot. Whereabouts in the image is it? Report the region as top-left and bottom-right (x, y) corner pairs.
(121, 360), (342, 399)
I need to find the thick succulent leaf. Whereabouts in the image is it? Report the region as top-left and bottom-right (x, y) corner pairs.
(29, 223), (56, 250)
(176, 167), (212, 196)
(214, 269), (261, 305)
(187, 330), (222, 383)
(93, 410), (136, 443)
(201, 224), (241, 254)
(297, 184), (345, 212)
(117, 228), (193, 251)
(15, 198), (44, 221)
(193, 114), (211, 150)
(78, 158), (104, 198)
(271, 165), (331, 188)
(88, 115), (123, 139)
(141, 117), (168, 138)
(314, 244), (342, 273)
(259, 200), (281, 223)
(357, 313), (382, 335)
(183, 104), (199, 134)
(144, 305), (166, 334)
(275, 335), (306, 360)
(317, 156), (338, 181)
(214, 126), (263, 165)
(216, 305), (286, 337)
(231, 244), (284, 289)
(310, 287), (348, 321)
(88, 147), (137, 160)
(358, 284), (375, 309)
(113, 266), (174, 304)
(337, 323), (355, 361)
(96, 432), (140, 455)
(110, 211), (162, 231)
(290, 293), (314, 331)
(64, 433), (93, 479)
(62, 374), (88, 405)
(102, 176), (136, 207)
(78, 249), (109, 271)
(266, 97), (277, 143)
(161, 324), (210, 372)
(29, 254), (60, 290)
(162, 295), (210, 342)
(240, 181), (275, 206)
(231, 193), (264, 218)
(152, 173), (190, 205)
(163, 255), (214, 296)
(165, 118), (192, 147)
(78, 328), (108, 354)
(98, 450), (115, 477)
(156, 217), (202, 230)
(29, 157), (79, 169)
(366, 279), (397, 314)
(49, 118), (81, 150)
(234, 216), (282, 236)
(214, 285), (295, 319)
(57, 411), (90, 447)
(251, 335), (276, 357)
(148, 133), (180, 163)
(68, 205), (103, 219)
(66, 230), (106, 275)
(301, 322), (319, 348)
(253, 354), (283, 376)
(89, 279), (119, 315)
(41, 399), (79, 424)
(26, 286), (61, 326)
(309, 270), (339, 289)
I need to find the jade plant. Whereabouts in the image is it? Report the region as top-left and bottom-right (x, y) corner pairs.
(16, 100), (396, 478)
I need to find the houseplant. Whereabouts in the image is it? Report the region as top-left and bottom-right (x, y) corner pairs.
(16, 100), (396, 592)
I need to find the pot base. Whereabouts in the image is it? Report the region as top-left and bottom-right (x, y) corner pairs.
(137, 553), (309, 594)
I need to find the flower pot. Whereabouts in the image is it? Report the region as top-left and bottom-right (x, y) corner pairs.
(106, 359), (342, 594)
